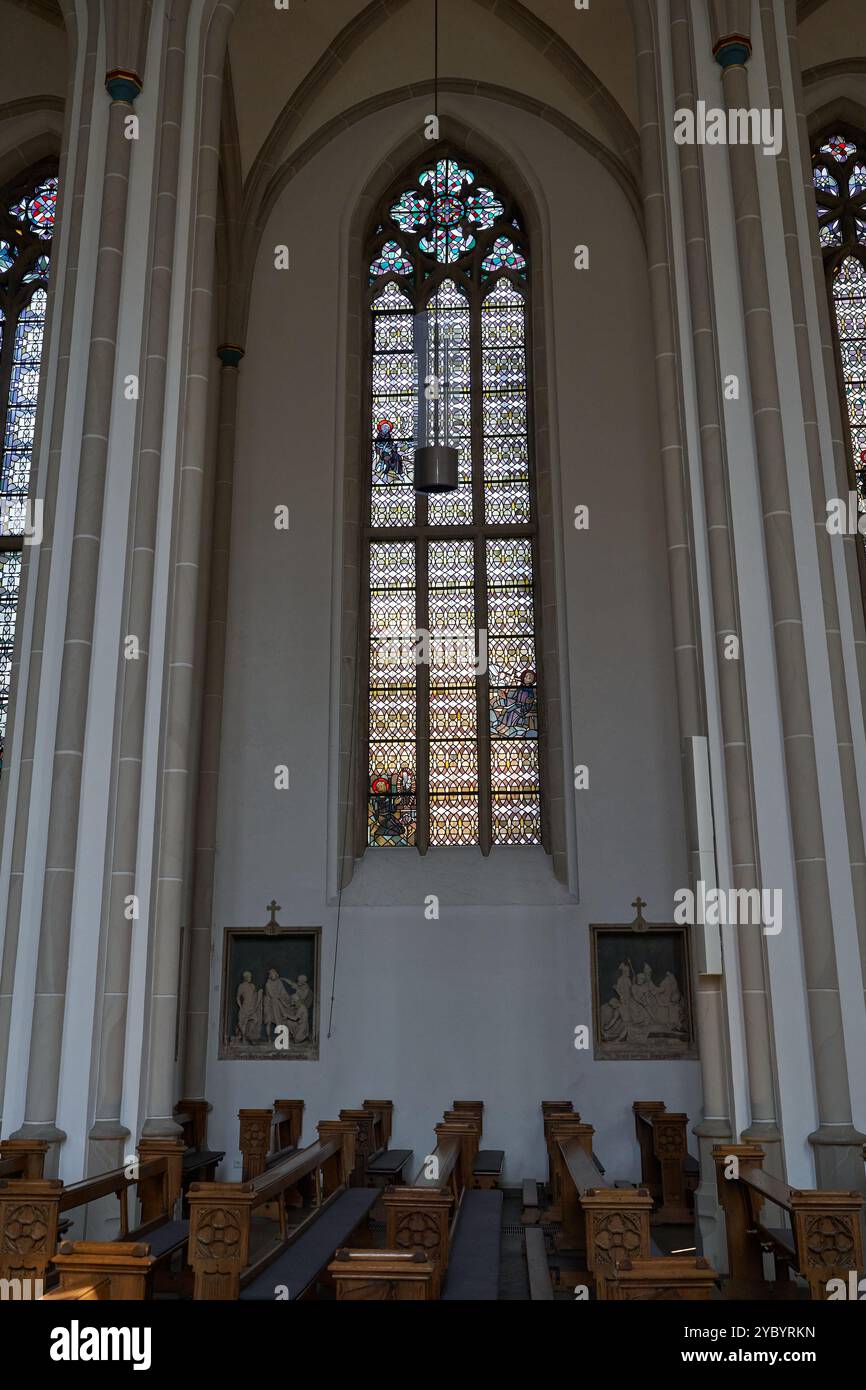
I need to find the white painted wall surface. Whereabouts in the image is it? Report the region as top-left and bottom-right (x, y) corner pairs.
(206, 96), (703, 1184)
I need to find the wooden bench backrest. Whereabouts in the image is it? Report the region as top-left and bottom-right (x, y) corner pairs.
(632, 1102), (691, 1221)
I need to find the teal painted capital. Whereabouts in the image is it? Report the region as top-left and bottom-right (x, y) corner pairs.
(105, 69), (143, 101)
(217, 344), (245, 367)
(713, 34), (751, 69)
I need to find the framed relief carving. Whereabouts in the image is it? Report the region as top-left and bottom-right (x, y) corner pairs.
(590, 899), (696, 1061)
(219, 903), (320, 1060)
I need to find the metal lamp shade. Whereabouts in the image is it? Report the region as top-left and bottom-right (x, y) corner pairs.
(413, 444), (459, 494)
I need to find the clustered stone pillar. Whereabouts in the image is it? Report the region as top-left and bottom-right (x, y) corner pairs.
(711, 17), (865, 1188)
(142, 0), (239, 1137)
(182, 344), (244, 1099)
(783, 0), (866, 1010)
(0, 0), (99, 1140)
(89, 0), (192, 1173)
(668, 0), (779, 1177)
(13, 68), (143, 1151)
(629, 0), (735, 1267)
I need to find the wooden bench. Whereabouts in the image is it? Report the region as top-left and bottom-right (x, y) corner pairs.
(713, 1142), (865, 1300)
(0, 1136), (189, 1296)
(524, 1225), (554, 1300)
(336, 1109), (503, 1300)
(188, 1118), (377, 1299)
(450, 1099), (504, 1189)
(633, 1101), (696, 1223)
(238, 1098), (304, 1181)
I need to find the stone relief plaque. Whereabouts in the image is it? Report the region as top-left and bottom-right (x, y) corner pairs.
(590, 900), (696, 1061)
(219, 903), (320, 1060)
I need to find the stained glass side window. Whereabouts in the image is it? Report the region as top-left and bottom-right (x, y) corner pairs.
(364, 151), (543, 851)
(832, 257), (866, 513)
(0, 169), (56, 771)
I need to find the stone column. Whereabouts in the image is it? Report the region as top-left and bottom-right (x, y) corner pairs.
(141, 0), (239, 1137)
(12, 52), (147, 1149)
(181, 345), (243, 1099)
(0, 0), (98, 1137)
(88, 0), (191, 1173)
(709, 8), (865, 1187)
(782, 0), (866, 1006)
(629, 0), (735, 1263)
(668, 0), (779, 1174)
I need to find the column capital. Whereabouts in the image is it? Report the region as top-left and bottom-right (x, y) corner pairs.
(713, 35), (752, 69)
(217, 343), (245, 367)
(105, 69), (143, 102)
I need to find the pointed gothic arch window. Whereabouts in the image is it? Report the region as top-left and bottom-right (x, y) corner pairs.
(363, 152), (543, 851)
(812, 130), (866, 533)
(0, 165), (57, 772)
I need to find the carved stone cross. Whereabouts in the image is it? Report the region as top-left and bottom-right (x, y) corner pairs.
(265, 899), (282, 933)
(631, 896), (648, 930)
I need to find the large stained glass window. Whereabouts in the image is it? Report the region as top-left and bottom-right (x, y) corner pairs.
(813, 132), (866, 529)
(365, 153), (541, 851)
(0, 168), (57, 770)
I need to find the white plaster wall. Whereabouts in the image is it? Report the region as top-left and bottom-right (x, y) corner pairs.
(206, 95), (703, 1185)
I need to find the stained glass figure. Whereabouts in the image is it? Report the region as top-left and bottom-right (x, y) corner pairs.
(366, 153), (542, 848)
(0, 168), (57, 763)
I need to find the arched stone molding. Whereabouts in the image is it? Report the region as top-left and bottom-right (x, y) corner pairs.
(326, 116), (571, 893)
(0, 98), (64, 189)
(221, 78), (642, 350)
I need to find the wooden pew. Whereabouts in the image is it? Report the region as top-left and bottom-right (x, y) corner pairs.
(39, 1242), (156, 1301)
(188, 1119), (378, 1299)
(549, 1115), (653, 1295)
(238, 1098), (304, 1181)
(0, 1139), (48, 1181)
(0, 1136), (188, 1295)
(713, 1142), (865, 1300)
(633, 1101), (697, 1223)
(605, 1256), (717, 1301)
(373, 1110), (503, 1300)
(173, 1097), (225, 1202)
